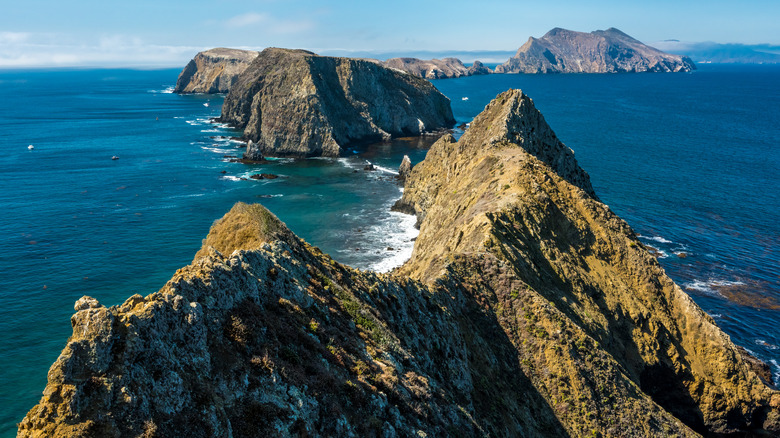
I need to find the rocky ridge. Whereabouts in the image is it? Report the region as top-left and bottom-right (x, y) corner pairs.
(382, 57), (493, 79)
(19, 90), (777, 437)
(218, 48), (455, 157)
(174, 48), (259, 94)
(496, 27), (696, 73)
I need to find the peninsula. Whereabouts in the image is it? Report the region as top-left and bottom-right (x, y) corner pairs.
(19, 89), (777, 437)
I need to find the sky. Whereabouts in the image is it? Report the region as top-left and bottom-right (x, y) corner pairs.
(1, 0), (779, 68)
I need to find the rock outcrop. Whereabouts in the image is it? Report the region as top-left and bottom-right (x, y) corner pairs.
(20, 90), (778, 437)
(242, 140), (265, 162)
(397, 155), (412, 181)
(467, 60), (492, 75)
(380, 58), (493, 79)
(174, 48), (259, 94)
(496, 28), (696, 73)
(218, 48), (455, 157)
(382, 57), (470, 79)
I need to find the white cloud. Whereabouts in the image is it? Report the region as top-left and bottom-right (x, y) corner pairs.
(226, 12), (269, 28)
(224, 11), (315, 35)
(0, 33), (208, 68)
(0, 32), (31, 44)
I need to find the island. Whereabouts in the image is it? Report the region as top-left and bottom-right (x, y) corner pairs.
(217, 48), (455, 157)
(496, 27), (696, 73)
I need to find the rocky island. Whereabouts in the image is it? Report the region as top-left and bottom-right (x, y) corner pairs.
(19, 88), (777, 437)
(217, 48), (455, 157)
(496, 27), (696, 73)
(174, 48), (259, 94)
(381, 57), (493, 79)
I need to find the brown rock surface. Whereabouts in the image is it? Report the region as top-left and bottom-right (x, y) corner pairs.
(174, 48), (259, 94)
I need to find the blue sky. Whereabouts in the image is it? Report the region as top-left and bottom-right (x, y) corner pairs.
(1, 0), (778, 67)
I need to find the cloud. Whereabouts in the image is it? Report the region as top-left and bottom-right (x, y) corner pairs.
(224, 11), (315, 35)
(0, 32), (31, 44)
(226, 12), (269, 28)
(0, 33), (208, 68)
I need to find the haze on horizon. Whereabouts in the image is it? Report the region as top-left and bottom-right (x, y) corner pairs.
(1, 0), (778, 68)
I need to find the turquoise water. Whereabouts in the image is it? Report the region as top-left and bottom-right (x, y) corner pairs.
(0, 65), (778, 434)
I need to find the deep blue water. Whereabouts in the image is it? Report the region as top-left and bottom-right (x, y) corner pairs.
(0, 65), (778, 435)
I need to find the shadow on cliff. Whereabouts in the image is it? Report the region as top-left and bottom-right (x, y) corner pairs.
(486, 199), (709, 434)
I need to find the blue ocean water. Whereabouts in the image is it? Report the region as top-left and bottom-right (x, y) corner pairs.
(0, 65), (778, 434)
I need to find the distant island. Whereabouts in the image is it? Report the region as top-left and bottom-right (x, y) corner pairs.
(496, 27), (696, 73)
(173, 28), (696, 93)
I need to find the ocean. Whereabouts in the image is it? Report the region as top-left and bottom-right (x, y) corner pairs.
(0, 64), (778, 435)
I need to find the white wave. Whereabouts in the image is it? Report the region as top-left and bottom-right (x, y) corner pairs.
(684, 279), (746, 295)
(639, 235), (673, 244)
(367, 211), (419, 273)
(755, 339), (779, 350)
(148, 86), (175, 94)
(373, 164), (399, 175)
(200, 146), (232, 154)
(644, 244), (669, 259)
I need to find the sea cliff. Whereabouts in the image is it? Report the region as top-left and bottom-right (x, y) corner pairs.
(174, 48), (259, 94)
(218, 48), (455, 157)
(19, 90), (777, 437)
(496, 28), (696, 73)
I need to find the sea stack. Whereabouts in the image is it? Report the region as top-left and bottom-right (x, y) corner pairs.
(19, 90), (778, 437)
(174, 48), (259, 94)
(218, 48), (455, 157)
(496, 27), (696, 73)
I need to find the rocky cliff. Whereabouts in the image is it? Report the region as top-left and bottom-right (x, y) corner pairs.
(496, 28), (696, 73)
(218, 48), (455, 157)
(19, 90), (777, 437)
(174, 48), (259, 94)
(382, 57), (470, 79)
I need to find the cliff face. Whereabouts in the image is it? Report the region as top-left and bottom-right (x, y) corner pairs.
(496, 28), (696, 73)
(218, 48), (455, 157)
(174, 48), (259, 94)
(19, 91), (778, 437)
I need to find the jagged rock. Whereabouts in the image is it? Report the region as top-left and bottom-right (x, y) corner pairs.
(218, 48), (455, 157)
(382, 57), (470, 79)
(242, 140), (265, 162)
(174, 48), (259, 94)
(467, 60), (492, 75)
(396, 89), (777, 435)
(397, 155), (412, 181)
(19, 90), (778, 437)
(499, 27), (696, 73)
(73, 295), (102, 311)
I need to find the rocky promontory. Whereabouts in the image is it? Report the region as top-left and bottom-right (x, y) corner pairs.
(218, 48), (455, 157)
(19, 90), (777, 437)
(174, 48), (259, 94)
(496, 27), (696, 73)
